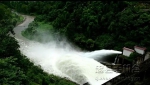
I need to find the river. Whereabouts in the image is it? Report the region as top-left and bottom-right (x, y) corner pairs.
(13, 14), (121, 85)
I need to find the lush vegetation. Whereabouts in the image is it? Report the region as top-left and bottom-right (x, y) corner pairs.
(3, 1), (150, 51)
(2, 1), (150, 85)
(0, 2), (77, 85)
(21, 21), (55, 43)
(129, 52), (142, 60)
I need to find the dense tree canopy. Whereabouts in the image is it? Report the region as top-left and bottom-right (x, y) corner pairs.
(1, 1), (150, 85)
(0, 2), (77, 85)
(4, 1), (150, 51)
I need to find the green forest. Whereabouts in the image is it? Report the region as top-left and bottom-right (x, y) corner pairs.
(1, 1), (150, 85)
(3, 1), (150, 51)
(0, 2), (77, 85)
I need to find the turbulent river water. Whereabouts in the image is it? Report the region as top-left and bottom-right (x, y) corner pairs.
(13, 15), (122, 85)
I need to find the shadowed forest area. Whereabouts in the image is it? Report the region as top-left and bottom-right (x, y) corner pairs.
(0, 2), (77, 85)
(3, 1), (150, 51)
(1, 1), (150, 85)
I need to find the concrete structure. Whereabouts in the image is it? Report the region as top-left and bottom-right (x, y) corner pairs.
(123, 47), (134, 57)
(102, 46), (150, 85)
(134, 46), (148, 64)
(144, 52), (150, 61)
(134, 46), (146, 55)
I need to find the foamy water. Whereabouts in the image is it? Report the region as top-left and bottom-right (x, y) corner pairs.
(14, 15), (122, 85)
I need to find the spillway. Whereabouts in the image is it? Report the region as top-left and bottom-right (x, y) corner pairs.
(13, 15), (121, 85)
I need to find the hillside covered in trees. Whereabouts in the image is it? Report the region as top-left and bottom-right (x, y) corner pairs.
(0, 2), (77, 85)
(1, 1), (150, 85)
(3, 1), (150, 51)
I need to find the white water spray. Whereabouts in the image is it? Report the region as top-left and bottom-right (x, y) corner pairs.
(82, 49), (122, 62)
(14, 15), (122, 85)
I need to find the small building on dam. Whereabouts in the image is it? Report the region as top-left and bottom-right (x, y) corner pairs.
(102, 45), (150, 85)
